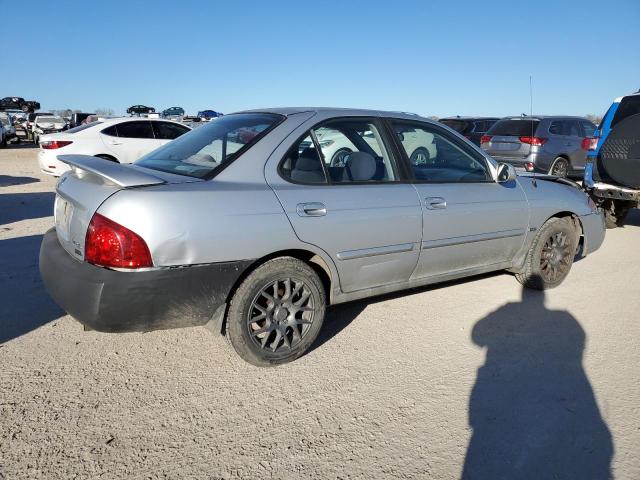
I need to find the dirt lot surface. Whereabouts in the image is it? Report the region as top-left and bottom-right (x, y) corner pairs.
(1, 146), (639, 479)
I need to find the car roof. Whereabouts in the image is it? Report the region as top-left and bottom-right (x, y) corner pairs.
(499, 115), (590, 121)
(439, 116), (499, 121)
(235, 107), (440, 122)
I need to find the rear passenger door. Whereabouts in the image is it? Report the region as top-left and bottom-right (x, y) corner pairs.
(266, 118), (423, 293)
(389, 119), (529, 279)
(101, 120), (156, 163)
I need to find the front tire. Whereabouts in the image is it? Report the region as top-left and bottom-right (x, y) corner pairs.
(516, 217), (578, 290)
(226, 257), (326, 367)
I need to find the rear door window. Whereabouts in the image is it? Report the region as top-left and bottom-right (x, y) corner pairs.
(116, 121), (154, 139)
(487, 119), (540, 137)
(152, 121), (190, 140)
(549, 121), (563, 135)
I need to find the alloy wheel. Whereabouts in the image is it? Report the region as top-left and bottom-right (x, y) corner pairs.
(247, 278), (315, 353)
(540, 231), (572, 282)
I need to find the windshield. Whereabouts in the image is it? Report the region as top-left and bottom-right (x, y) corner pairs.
(488, 119), (540, 136)
(37, 116), (64, 124)
(135, 113), (283, 178)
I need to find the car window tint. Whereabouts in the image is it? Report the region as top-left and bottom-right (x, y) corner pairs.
(116, 121), (154, 139)
(581, 121), (596, 137)
(488, 119), (540, 136)
(152, 121), (190, 140)
(312, 120), (397, 183)
(566, 120), (581, 136)
(280, 135), (327, 184)
(392, 121), (491, 183)
(611, 96), (640, 128)
(101, 125), (118, 137)
(549, 121), (563, 135)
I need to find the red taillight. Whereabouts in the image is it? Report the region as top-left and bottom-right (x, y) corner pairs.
(480, 135), (492, 144)
(586, 136), (599, 151)
(519, 136), (547, 146)
(85, 213), (152, 269)
(40, 140), (73, 149)
(525, 162), (535, 172)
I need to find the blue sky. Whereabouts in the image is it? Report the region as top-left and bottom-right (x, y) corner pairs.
(2, 0), (638, 117)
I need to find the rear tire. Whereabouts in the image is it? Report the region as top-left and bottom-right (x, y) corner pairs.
(550, 157), (570, 178)
(226, 257), (326, 367)
(516, 217), (578, 290)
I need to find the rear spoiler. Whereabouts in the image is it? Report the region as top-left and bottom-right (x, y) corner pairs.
(57, 155), (166, 188)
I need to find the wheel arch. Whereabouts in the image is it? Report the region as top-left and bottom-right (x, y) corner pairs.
(544, 210), (584, 252)
(210, 248), (336, 336)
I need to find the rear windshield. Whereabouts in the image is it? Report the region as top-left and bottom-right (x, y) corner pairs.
(37, 116), (65, 123)
(135, 113), (283, 179)
(611, 96), (640, 128)
(66, 121), (102, 133)
(487, 119), (540, 136)
(440, 119), (469, 133)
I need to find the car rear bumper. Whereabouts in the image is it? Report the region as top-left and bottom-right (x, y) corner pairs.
(579, 211), (606, 256)
(39, 228), (252, 333)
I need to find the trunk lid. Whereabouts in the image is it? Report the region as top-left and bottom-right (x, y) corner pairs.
(54, 155), (201, 260)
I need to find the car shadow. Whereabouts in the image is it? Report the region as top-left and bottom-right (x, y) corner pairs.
(0, 234), (64, 344)
(0, 175), (40, 187)
(309, 272), (502, 355)
(461, 283), (613, 479)
(0, 192), (55, 225)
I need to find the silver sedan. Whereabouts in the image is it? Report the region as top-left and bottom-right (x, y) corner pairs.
(40, 108), (606, 366)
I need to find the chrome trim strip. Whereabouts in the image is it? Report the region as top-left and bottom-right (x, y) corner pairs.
(337, 242), (415, 261)
(421, 229), (525, 250)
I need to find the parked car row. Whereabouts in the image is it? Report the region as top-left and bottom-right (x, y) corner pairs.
(39, 107), (606, 366)
(37, 117), (191, 175)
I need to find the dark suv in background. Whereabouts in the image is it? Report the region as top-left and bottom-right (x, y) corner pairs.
(480, 116), (596, 178)
(439, 116), (498, 145)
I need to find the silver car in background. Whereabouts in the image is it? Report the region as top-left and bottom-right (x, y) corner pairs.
(40, 108), (605, 366)
(481, 116), (596, 178)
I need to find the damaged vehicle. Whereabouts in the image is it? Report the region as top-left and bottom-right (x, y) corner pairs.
(40, 108), (605, 366)
(584, 91), (640, 228)
(31, 115), (67, 144)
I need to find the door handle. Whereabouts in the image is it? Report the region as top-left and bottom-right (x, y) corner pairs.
(109, 140), (124, 145)
(425, 197), (446, 210)
(296, 202), (327, 217)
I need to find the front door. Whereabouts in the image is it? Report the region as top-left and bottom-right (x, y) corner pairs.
(389, 119), (529, 279)
(266, 118), (423, 293)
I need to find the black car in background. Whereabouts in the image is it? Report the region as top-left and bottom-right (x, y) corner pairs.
(439, 116), (499, 145)
(127, 105), (155, 115)
(0, 97), (41, 113)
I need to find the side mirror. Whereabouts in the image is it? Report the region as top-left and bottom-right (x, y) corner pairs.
(496, 162), (517, 183)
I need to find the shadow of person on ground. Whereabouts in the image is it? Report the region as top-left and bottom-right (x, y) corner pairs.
(0, 192), (55, 225)
(0, 235), (64, 343)
(0, 175), (40, 187)
(462, 282), (613, 479)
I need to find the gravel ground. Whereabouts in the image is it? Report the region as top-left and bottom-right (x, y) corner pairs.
(1, 146), (639, 479)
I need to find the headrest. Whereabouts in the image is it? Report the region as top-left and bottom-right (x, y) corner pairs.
(296, 147), (321, 171)
(346, 152), (376, 181)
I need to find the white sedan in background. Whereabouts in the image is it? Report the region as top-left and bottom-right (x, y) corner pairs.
(37, 117), (191, 176)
